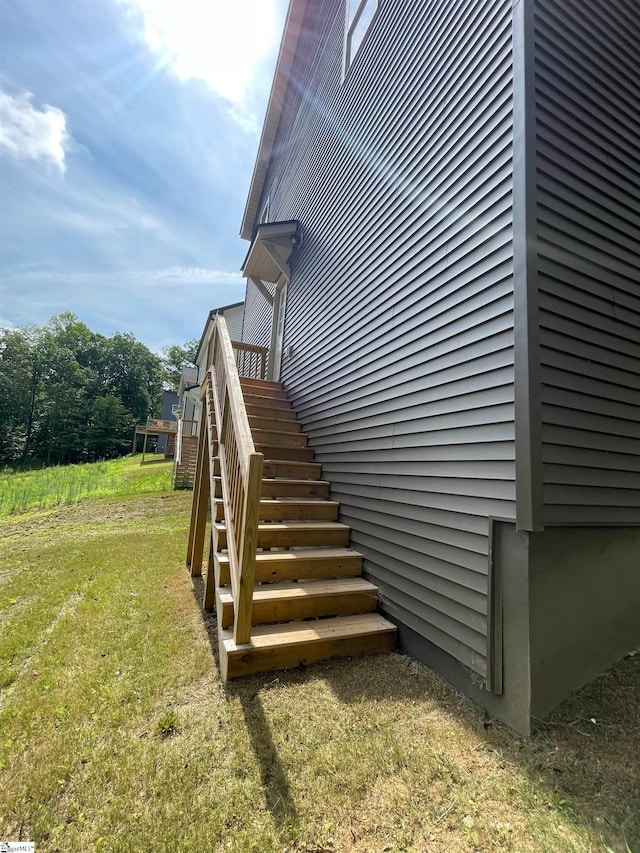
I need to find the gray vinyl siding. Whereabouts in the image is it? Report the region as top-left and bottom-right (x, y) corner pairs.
(223, 305), (245, 344)
(241, 277), (275, 349)
(253, 0), (516, 678)
(534, 0), (640, 525)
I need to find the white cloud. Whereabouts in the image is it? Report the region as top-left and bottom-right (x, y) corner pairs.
(0, 89), (71, 173)
(3, 266), (244, 289)
(0, 267), (246, 351)
(145, 266), (245, 285)
(45, 194), (165, 237)
(119, 0), (283, 105)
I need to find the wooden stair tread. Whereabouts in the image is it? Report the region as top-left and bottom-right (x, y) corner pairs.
(253, 547), (360, 563)
(248, 415), (301, 433)
(216, 578), (379, 629)
(258, 499), (339, 521)
(215, 548), (363, 584)
(215, 520), (350, 549)
(263, 460), (322, 480)
(232, 612), (394, 645)
(239, 379), (287, 396)
(240, 377), (283, 391)
(218, 577), (378, 604)
(219, 613), (396, 678)
(257, 445), (315, 462)
(214, 497), (338, 522)
(259, 520), (347, 530)
(252, 429), (307, 445)
(260, 478), (330, 498)
(216, 520), (348, 533)
(243, 392), (291, 407)
(245, 403), (297, 420)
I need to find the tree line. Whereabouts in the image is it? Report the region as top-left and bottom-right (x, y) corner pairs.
(0, 313), (197, 467)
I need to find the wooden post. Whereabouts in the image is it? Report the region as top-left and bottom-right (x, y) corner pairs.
(233, 452), (263, 645)
(190, 450), (210, 578)
(203, 530), (216, 611)
(186, 406), (209, 567)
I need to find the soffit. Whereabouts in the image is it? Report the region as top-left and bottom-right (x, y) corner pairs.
(241, 220), (299, 283)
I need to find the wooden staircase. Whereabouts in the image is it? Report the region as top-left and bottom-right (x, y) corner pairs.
(172, 434), (198, 489)
(215, 376), (395, 679)
(186, 319), (395, 681)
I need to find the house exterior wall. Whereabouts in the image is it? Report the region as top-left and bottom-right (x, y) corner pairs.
(244, 0), (517, 680)
(533, 0), (640, 525)
(242, 278), (275, 350)
(193, 303), (245, 429)
(223, 304), (245, 344)
(157, 390), (178, 453)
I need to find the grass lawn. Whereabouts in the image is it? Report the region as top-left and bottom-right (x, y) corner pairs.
(0, 462), (638, 852)
(0, 455), (172, 516)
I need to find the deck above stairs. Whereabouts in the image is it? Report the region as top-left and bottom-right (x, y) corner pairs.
(204, 374), (396, 680)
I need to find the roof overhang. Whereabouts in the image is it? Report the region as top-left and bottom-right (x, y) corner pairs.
(194, 301), (245, 367)
(240, 0), (309, 241)
(241, 220), (300, 284)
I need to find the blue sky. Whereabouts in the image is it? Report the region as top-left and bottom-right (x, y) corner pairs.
(0, 0), (288, 351)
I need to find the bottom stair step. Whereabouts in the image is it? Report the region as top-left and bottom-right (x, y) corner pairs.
(220, 613), (396, 679)
(217, 577), (379, 628)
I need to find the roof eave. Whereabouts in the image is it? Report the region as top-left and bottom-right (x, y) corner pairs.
(239, 0), (308, 241)
(194, 301), (245, 366)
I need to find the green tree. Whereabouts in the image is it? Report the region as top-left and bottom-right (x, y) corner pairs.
(87, 394), (133, 460)
(103, 333), (163, 423)
(160, 339), (199, 393)
(0, 314), (166, 467)
(33, 314), (99, 464)
(0, 327), (41, 463)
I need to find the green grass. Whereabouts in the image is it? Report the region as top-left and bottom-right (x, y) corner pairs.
(0, 455), (172, 516)
(0, 485), (638, 852)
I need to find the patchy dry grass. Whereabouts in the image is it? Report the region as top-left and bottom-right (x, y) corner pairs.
(0, 487), (638, 852)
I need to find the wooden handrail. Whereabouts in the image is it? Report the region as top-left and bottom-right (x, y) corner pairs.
(208, 317), (263, 644)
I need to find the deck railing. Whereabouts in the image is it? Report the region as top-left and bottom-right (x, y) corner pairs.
(137, 418), (177, 432)
(208, 317), (264, 644)
(232, 340), (268, 380)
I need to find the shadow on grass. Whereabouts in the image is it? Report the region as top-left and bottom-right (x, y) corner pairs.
(190, 574), (299, 833)
(327, 649), (640, 853)
(323, 649), (640, 852)
(513, 653), (640, 852)
(188, 570), (639, 851)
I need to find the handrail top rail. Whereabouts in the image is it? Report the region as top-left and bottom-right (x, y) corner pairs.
(211, 315), (260, 467)
(231, 340), (268, 355)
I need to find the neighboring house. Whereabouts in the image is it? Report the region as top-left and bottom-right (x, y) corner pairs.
(176, 366), (199, 425)
(173, 302), (245, 488)
(156, 390), (179, 456)
(172, 366), (199, 489)
(237, 0), (640, 733)
(194, 302), (245, 407)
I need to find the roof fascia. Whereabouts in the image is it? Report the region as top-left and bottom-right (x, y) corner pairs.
(194, 301), (245, 366)
(239, 0), (308, 241)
